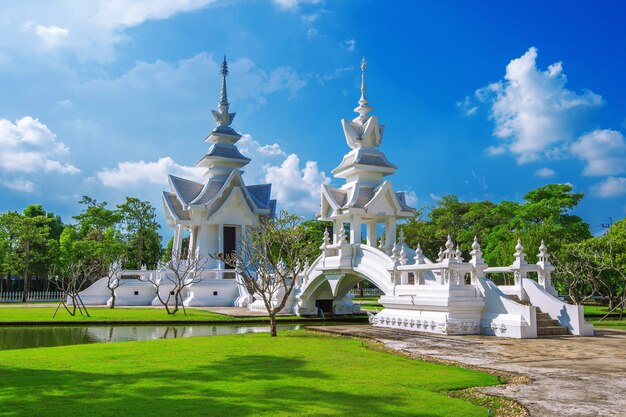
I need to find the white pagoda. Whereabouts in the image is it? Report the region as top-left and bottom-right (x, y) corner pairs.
(162, 57), (276, 270)
(319, 58), (414, 251)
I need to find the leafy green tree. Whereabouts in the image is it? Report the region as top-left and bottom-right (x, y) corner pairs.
(0, 211), (49, 301)
(117, 197), (162, 270)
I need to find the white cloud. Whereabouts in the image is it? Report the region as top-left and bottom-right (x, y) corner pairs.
(272, 0), (299, 9)
(264, 153), (329, 214)
(0, 178), (35, 193)
(535, 167), (556, 178)
(3, 1), (218, 62)
(239, 134), (286, 158)
(344, 39), (356, 51)
(402, 190), (418, 207)
(592, 177), (626, 197)
(271, 0), (323, 11)
(307, 28), (318, 40)
(429, 193), (441, 201)
(571, 129), (626, 176)
(466, 47), (602, 164)
(0, 116), (79, 174)
(23, 22), (69, 48)
(80, 53), (307, 106)
(97, 157), (202, 189)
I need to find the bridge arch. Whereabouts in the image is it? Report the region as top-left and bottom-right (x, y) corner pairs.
(296, 244), (396, 315)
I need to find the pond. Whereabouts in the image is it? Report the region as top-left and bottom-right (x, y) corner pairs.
(0, 323), (312, 351)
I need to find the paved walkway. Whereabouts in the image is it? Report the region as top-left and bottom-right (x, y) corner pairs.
(308, 325), (626, 417)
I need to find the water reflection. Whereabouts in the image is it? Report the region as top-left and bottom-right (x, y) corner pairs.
(0, 324), (304, 351)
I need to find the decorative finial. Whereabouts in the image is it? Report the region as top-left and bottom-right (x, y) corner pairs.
(414, 243), (424, 264)
(472, 236), (480, 251)
(455, 244), (463, 261)
(538, 240), (549, 260)
(360, 57), (367, 101)
(354, 57), (373, 123)
(398, 229), (405, 245)
(515, 238), (524, 255)
(219, 55), (229, 111)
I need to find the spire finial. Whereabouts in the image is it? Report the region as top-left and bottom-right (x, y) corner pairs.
(354, 57), (373, 123)
(219, 55), (229, 111)
(360, 57), (367, 101)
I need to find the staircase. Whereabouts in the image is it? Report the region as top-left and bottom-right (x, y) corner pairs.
(508, 295), (569, 336)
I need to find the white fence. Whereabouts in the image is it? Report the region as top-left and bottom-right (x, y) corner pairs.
(350, 288), (384, 297)
(0, 291), (64, 303)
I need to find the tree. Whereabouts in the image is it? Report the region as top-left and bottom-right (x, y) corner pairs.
(117, 197), (162, 270)
(51, 260), (97, 317)
(144, 250), (206, 315)
(105, 259), (124, 308)
(0, 211), (49, 301)
(219, 211), (318, 337)
(73, 196), (121, 240)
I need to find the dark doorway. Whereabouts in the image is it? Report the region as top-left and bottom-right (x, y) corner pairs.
(316, 299), (333, 314)
(223, 226), (236, 270)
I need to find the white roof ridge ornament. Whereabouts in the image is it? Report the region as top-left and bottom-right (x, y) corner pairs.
(354, 57), (373, 124)
(211, 55), (237, 128)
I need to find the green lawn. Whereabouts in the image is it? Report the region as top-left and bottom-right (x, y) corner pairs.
(0, 331), (501, 417)
(584, 305), (626, 329)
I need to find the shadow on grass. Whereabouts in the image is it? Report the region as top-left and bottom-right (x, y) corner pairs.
(0, 353), (448, 417)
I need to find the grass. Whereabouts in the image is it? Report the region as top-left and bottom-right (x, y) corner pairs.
(0, 331), (502, 417)
(583, 304), (626, 330)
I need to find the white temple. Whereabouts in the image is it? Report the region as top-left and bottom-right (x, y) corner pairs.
(78, 57), (594, 339)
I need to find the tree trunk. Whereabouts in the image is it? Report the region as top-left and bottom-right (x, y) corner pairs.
(109, 288), (115, 309)
(22, 240), (30, 303)
(269, 312), (277, 337)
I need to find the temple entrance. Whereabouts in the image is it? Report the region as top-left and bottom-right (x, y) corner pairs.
(223, 226), (237, 270)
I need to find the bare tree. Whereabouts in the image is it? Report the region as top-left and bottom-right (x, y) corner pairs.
(219, 211), (317, 337)
(51, 261), (97, 317)
(143, 250), (206, 315)
(105, 259), (124, 309)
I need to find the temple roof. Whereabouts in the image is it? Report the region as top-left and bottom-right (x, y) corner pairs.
(332, 148), (396, 175)
(322, 182), (415, 215)
(162, 191), (190, 221)
(169, 175), (205, 206)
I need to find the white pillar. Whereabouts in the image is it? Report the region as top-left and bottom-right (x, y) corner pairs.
(333, 219), (342, 244)
(366, 222), (377, 247)
(385, 217), (397, 253)
(350, 218), (362, 244)
(172, 225), (183, 258)
(188, 226), (198, 257)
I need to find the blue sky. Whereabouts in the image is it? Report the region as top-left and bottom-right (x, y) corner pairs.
(1, 0), (625, 239)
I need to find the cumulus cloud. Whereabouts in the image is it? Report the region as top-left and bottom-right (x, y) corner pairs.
(3, 1), (218, 62)
(571, 129), (626, 176)
(23, 22), (69, 48)
(402, 190), (418, 207)
(465, 47), (602, 164)
(0, 116), (79, 175)
(592, 177), (626, 197)
(97, 157), (202, 188)
(264, 154), (329, 213)
(0, 178), (35, 193)
(535, 167), (556, 178)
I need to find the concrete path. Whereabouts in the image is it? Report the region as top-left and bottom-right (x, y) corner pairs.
(309, 325), (626, 417)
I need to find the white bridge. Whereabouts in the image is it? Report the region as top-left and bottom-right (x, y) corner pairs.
(290, 232), (593, 339)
